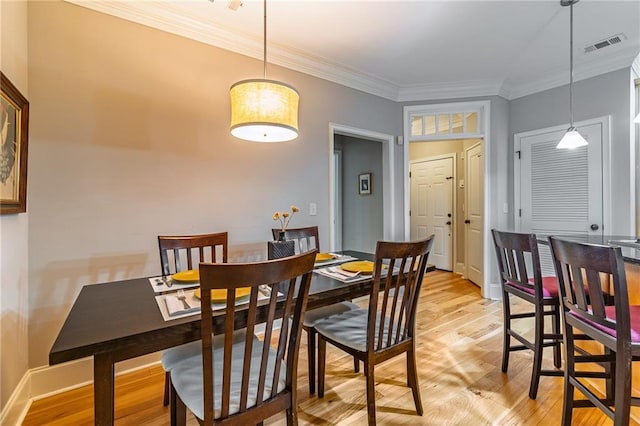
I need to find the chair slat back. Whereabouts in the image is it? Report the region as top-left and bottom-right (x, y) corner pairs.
(368, 236), (434, 353)
(272, 226), (319, 253)
(492, 230), (543, 293)
(549, 237), (628, 339)
(158, 232), (228, 276)
(198, 250), (316, 424)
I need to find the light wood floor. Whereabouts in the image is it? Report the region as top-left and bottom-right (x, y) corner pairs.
(23, 271), (639, 425)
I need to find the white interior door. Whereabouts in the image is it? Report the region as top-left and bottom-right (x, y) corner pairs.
(410, 156), (453, 270)
(465, 142), (483, 286)
(515, 120), (605, 274)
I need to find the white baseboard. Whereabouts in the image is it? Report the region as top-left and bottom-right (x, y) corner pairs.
(29, 358), (94, 400)
(0, 371), (31, 426)
(485, 281), (502, 300)
(1, 354), (161, 425)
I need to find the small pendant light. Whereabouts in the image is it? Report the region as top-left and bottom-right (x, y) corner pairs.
(557, 0), (588, 149)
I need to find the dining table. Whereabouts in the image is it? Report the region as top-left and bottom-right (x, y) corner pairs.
(50, 250), (426, 425)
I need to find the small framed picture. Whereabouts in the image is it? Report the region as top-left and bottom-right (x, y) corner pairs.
(358, 173), (371, 195)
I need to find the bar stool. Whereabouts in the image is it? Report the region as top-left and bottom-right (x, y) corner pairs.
(549, 236), (640, 425)
(492, 229), (563, 399)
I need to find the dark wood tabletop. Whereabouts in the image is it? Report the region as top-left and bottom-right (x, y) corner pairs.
(48, 250), (378, 425)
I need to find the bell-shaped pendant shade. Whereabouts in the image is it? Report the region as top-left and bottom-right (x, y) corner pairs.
(556, 127), (588, 149)
(230, 79), (299, 143)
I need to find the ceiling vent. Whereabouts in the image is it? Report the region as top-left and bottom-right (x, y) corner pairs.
(584, 33), (626, 53)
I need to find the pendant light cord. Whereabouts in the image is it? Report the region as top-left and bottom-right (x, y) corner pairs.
(569, 1), (574, 128)
(263, 0), (267, 79)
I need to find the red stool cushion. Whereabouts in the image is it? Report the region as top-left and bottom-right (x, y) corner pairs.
(569, 306), (640, 343)
(506, 276), (559, 298)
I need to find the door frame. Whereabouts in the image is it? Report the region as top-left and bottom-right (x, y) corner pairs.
(409, 153), (456, 271)
(403, 100), (494, 298)
(513, 115), (611, 235)
(333, 150), (343, 251)
(329, 123), (395, 251)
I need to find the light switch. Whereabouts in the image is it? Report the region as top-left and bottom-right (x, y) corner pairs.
(309, 202), (317, 216)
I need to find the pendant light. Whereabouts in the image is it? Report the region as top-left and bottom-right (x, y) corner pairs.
(557, 0), (588, 149)
(229, 0), (299, 142)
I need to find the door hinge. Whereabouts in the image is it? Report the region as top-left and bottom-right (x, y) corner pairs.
(519, 208), (522, 217)
(409, 210), (411, 217)
(409, 171), (412, 178)
(516, 150), (521, 160)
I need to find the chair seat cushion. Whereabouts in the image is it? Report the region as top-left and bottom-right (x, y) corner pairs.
(170, 329), (286, 420)
(161, 340), (203, 372)
(303, 302), (359, 328)
(314, 308), (400, 352)
(506, 276), (559, 298)
(571, 305), (640, 343)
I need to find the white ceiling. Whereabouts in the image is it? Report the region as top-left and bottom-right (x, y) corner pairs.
(67, 0), (640, 101)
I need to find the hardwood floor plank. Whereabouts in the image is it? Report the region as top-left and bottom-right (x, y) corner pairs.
(23, 271), (639, 425)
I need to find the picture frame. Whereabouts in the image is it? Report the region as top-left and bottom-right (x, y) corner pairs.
(358, 173), (371, 195)
(1, 71), (29, 214)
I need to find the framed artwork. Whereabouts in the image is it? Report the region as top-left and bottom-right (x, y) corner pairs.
(1, 72), (29, 214)
(358, 173), (371, 195)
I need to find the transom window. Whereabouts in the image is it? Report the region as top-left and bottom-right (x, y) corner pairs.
(410, 111), (480, 139)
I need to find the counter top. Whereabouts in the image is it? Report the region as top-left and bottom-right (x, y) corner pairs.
(538, 235), (640, 265)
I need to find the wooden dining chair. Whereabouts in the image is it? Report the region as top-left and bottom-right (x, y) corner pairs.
(169, 250), (316, 425)
(314, 236), (434, 425)
(272, 226), (319, 254)
(491, 229), (563, 399)
(549, 236), (640, 425)
(271, 226), (359, 394)
(158, 232), (228, 406)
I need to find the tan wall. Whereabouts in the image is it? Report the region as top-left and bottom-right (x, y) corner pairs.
(409, 138), (481, 267)
(26, 1), (401, 369)
(0, 0), (30, 413)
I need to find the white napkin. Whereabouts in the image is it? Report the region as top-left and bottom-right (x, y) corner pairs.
(315, 266), (368, 282)
(313, 254), (358, 268)
(165, 294), (200, 317)
(329, 266), (362, 278)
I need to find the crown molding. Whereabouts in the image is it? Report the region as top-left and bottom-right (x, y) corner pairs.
(506, 46), (639, 100)
(65, 0), (402, 100)
(397, 79), (506, 103)
(65, 0), (639, 103)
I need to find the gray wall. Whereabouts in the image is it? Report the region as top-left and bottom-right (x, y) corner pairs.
(25, 1), (401, 372)
(509, 68), (634, 234)
(337, 135), (384, 253)
(0, 0), (29, 414)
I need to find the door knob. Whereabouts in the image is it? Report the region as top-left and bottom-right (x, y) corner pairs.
(464, 219), (471, 224)
(590, 224), (599, 231)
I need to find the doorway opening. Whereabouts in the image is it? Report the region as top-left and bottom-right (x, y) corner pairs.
(408, 139), (484, 281)
(329, 123), (395, 252)
(403, 101), (489, 290)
